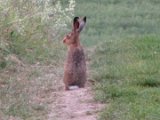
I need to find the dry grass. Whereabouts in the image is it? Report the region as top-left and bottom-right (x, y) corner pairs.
(0, 58), (64, 120)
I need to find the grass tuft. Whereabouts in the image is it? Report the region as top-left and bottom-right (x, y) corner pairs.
(135, 78), (160, 87)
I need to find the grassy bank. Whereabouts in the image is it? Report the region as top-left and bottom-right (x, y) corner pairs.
(75, 0), (160, 120)
(0, 1), (69, 119)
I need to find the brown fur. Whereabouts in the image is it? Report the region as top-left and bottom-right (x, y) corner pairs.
(63, 16), (87, 90)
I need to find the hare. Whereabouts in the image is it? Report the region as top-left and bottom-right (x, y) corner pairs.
(63, 16), (87, 90)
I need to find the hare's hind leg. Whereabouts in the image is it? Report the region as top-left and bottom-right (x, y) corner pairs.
(63, 71), (71, 90)
(65, 85), (70, 90)
(79, 84), (85, 88)
(64, 78), (70, 90)
(78, 78), (86, 88)
(78, 74), (86, 88)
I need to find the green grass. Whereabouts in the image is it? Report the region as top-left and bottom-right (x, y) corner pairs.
(75, 0), (160, 120)
(75, 0), (160, 46)
(9, 32), (64, 64)
(92, 36), (160, 120)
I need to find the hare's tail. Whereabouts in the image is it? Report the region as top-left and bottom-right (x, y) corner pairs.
(69, 85), (79, 90)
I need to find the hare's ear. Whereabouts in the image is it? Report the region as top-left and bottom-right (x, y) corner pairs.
(83, 16), (87, 22)
(78, 16), (87, 33)
(73, 17), (79, 32)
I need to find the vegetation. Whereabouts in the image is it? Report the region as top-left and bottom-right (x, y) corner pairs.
(93, 36), (160, 120)
(75, 0), (160, 120)
(0, 0), (75, 119)
(1, 0), (160, 119)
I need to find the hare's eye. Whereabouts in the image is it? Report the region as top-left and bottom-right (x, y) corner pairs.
(66, 34), (70, 38)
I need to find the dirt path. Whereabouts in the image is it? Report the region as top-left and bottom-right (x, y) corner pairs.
(48, 85), (104, 120)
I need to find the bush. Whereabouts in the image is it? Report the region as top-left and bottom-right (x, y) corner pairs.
(0, 0), (76, 67)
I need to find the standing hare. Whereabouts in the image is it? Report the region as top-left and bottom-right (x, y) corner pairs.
(63, 16), (87, 90)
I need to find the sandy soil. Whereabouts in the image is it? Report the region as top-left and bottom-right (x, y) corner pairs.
(48, 84), (104, 120)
